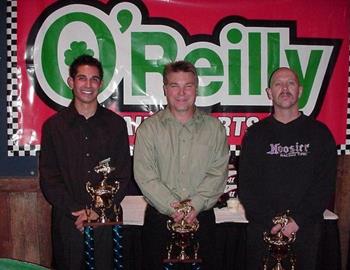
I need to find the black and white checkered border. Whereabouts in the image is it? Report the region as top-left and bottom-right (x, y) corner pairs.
(337, 44), (350, 155)
(230, 145), (241, 157)
(6, 0), (40, 157)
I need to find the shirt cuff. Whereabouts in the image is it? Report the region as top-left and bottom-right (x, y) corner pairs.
(190, 196), (205, 214)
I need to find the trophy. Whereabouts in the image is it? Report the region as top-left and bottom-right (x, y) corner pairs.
(263, 211), (296, 270)
(85, 158), (120, 223)
(164, 200), (201, 262)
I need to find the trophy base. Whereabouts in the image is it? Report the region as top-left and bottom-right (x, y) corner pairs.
(83, 221), (123, 228)
(163, 258), (202, 264)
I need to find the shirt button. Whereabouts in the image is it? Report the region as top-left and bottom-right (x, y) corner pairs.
(87, 170), (91, 174)
(86, 153), (90, 157)
(85, 136), (88, 140)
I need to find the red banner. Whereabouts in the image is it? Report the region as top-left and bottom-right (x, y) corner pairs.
(7, 0), (350, 156)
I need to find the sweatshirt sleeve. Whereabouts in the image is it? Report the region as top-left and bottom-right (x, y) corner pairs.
(291, 128), (337, 226)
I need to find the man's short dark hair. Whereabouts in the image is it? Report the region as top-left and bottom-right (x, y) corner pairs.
(69, 54), (103, 80)
(163, 60), (198, 85)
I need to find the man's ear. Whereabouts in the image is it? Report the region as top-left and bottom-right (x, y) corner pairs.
(265, 88), (272, 100)
(67, 77), (74, 89)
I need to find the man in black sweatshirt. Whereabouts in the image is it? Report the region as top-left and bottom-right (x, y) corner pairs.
(239, 67), (337, 270)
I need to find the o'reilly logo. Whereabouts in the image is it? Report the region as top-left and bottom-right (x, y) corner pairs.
(27, 1), (340, 115)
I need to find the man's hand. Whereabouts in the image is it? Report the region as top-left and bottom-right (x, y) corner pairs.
(170, 201), (184, 223)
(184, 208), (198, 225)
(72, 209), (99, 232)
(170, 201), (198, 224)
(270, 217), (299, 238)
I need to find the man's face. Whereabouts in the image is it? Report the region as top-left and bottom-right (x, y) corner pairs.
(163, 71), (197, 114)
(67, 65), (102, 106)
(266, 68), (302, 111)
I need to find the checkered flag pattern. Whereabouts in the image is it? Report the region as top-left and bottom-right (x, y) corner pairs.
(6, 0), (41, 156)
(337, 46), (350, 155)
(230, 145), (241, 157)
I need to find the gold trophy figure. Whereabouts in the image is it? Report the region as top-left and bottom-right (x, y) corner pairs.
(165, 200), (200, 262)
(85, 158), (120, 223)
(263, 211), (296, 270)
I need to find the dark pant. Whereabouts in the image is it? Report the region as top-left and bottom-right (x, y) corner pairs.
(52, 213), (113, 270)
(246, 222), (323, 270)
(142, 205), (216, 270)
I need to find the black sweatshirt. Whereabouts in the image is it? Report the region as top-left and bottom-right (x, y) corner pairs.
(238, 113), (337, 228)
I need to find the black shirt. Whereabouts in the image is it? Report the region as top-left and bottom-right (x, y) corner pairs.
(40, 103), (131, 215)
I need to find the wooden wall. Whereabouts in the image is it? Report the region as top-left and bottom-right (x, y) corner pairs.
(0, 179), (51, 268)
(0, 155), (350, 269)
(335, 155), (350, 270)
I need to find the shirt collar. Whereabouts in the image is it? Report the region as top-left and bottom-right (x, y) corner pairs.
(63, 101), (103, 126)
(160, 106), (204, 126)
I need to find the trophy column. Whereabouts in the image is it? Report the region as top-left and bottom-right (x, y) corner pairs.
(113, 223), (123, 269)
(83, 222), (123, 270)
(84, 225), (95, 269)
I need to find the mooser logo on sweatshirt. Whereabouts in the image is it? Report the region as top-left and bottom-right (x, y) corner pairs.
(267, 142), (310, 157)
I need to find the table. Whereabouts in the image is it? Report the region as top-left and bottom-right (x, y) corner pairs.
(119, 196), (341, 270)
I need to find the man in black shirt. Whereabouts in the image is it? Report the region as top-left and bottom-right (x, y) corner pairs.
(239, 67), (337, 270)
(39, 55), (131, 270)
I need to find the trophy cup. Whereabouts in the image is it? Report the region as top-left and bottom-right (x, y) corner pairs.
(85, 158), (120, 223)
(263, 211), (296, 270)
(164, 200), (201, 263)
